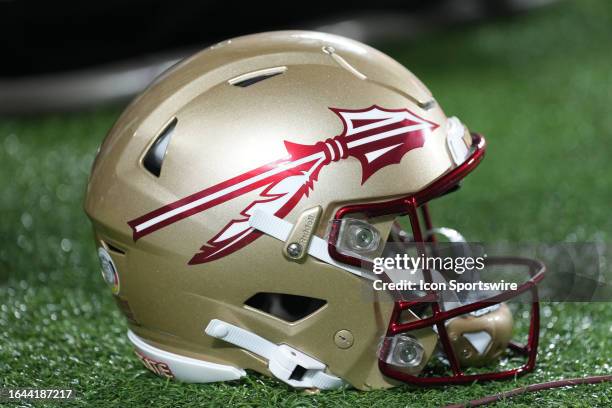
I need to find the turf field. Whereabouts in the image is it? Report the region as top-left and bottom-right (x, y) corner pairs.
(1, 0), (611, 406)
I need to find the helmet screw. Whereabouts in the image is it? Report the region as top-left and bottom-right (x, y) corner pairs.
(286, 242), (302, 258)
(398, 343), (418, 364)
(355, 227), (374, 248)
(334, 329), (354, 349)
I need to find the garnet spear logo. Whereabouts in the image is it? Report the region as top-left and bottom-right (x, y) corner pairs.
(128, 105), (438, 264)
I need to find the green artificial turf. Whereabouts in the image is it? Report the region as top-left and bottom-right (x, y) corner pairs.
(1, 1), (611, 406)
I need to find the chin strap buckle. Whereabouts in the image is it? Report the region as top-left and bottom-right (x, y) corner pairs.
(205, 319), (345, 389)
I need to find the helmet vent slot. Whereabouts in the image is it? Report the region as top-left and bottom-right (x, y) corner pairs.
(143, 118), (177, 177)
(228, 66), (287, 88)
(244, 292), (326, 323)
(102, 240), (126, 255)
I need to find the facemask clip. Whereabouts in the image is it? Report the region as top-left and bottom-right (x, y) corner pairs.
(328, 218), (383, 261)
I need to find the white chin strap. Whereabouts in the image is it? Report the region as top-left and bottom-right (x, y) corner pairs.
(249, 209), (376, 280)
(129, 325), (344, 390)
(205, 319), (345, 389)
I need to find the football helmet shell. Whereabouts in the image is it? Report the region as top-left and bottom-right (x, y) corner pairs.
(85, 31), (543, 390)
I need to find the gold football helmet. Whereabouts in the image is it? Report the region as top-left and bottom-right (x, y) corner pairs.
(85, 31), (544, 390)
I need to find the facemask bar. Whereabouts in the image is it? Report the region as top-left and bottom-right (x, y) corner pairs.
(327, 133), (547, 385)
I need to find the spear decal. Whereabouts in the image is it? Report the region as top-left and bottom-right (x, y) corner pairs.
(127, 105), (439, 264)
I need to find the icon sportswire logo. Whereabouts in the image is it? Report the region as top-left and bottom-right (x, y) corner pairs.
(128, 105), (439, 264)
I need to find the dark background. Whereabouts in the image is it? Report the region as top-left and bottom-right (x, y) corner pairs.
(0, 0), (551, 114)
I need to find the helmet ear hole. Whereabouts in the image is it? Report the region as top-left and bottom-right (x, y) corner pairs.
(244, 292), (326, 323)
